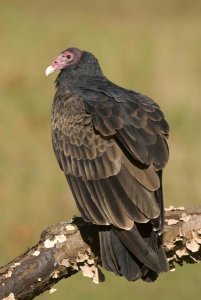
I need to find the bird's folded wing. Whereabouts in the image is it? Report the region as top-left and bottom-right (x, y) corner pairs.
(51, 87), (169, 228)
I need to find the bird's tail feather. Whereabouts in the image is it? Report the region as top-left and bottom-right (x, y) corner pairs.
(99, 225), (168, 282)
(99, 228), (142, 281)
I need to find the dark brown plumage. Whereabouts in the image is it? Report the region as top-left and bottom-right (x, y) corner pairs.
(46, 47), (169, 281)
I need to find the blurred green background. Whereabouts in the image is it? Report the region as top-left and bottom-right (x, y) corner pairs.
(0, 0), (201, 299)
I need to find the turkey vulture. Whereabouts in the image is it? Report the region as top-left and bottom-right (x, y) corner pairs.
(46, 47), (169, 281)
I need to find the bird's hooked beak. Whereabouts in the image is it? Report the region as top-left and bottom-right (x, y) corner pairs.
(45, 66), (55, 77)
(45, 54), (67, 76)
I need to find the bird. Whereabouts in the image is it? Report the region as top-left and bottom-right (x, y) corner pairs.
(45, 47), (169, 282)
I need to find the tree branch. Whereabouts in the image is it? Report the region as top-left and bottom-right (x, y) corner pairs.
(1, 206), (201, 300)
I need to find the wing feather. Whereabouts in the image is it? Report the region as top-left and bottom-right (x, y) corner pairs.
(82, 88), (169, 170)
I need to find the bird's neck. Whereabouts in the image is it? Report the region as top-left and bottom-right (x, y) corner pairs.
(55, 63), (104, 89)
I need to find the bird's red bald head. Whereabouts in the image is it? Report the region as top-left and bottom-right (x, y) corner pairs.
(45, 48), (83, 76)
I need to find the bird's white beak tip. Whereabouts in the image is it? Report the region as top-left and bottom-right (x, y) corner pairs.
(45, 66), (55, 77)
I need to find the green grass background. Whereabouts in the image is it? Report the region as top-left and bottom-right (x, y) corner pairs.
(0, 0), (201, 299)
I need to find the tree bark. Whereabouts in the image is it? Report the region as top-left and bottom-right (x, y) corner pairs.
(0, 206), (201, 300)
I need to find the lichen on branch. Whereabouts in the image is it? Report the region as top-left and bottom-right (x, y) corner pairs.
(0, 207), (201, 300)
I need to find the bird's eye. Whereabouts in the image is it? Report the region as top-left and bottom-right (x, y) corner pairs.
(66, 54), (72, 60)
